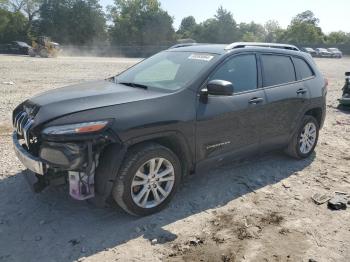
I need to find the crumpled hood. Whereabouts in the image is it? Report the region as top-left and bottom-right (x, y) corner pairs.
(27, 80), (167, 125)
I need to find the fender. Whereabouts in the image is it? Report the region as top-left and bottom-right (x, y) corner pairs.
(94, 130), (194, 205)
(289, 104), (324, 141)
(124, 130), (194, 171)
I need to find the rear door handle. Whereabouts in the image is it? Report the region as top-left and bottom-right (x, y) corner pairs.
(296, 88), (307, 94)
(249, 97), (264, 104)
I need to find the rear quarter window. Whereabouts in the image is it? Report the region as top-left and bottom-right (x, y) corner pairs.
(293, 57), (314, 80)
(261, 55), (296, 87)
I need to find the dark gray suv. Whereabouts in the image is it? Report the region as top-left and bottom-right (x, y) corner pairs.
(12, 42), (327, 216)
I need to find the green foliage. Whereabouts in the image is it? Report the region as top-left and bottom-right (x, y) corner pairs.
(22, 0), (42, 21)
(326, 31), (350, 44)
(284, 10), (324, 45)
(38, 0), (106, 45)
(284, 22), (324, 44)
(0, 8), (28, 43)
(177, 16), (196, 39)
(264, 20), (285, 43)
(239, 22), (266, 42)
(0, 0), (9, 9)
(291, 10), (319, 26)
(212, 6), (238, 43)
(1, 2), (350, 52)
(175, 9), (349, 46)
(189, 6), (238, 43)
(109, 0), (175, 46)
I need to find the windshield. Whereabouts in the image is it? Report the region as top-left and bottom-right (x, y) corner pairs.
(116, 51), (218, 91)
(14, 41), (29, 47)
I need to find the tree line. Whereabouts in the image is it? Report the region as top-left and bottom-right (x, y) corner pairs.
(1, 0), (350, 48)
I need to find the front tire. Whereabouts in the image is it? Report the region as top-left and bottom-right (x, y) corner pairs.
(39, 49), (49, 58)
(28, 49), (36, 57)
(112, 143), (181, 216)
(285, 115), (319, 159)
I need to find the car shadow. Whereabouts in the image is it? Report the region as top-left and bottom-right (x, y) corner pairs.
(0, 151), (315, 262)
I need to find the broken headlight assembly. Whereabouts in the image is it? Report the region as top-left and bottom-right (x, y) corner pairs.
(40, 121), (111, 201)
(42, 120), (109, 136)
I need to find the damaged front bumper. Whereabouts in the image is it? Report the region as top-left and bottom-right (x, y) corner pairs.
(13, 132), (95, 199)
(13, 132), (45, 175)
(12, 124), (125, 204)
(12, 132), (88, 174)
(13, 132), (50, 192)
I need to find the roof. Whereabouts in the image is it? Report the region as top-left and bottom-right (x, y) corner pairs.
(168, 42), (302, 56)
(224, 42), (299, 51)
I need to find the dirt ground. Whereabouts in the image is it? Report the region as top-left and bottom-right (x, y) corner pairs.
(0, 55), (349, 262)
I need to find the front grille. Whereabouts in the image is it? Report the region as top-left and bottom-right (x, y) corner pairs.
(13, 111), (34, 147)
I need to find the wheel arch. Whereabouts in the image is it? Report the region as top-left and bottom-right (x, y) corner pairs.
(304, 107), (323, 127)
(93, 131), (194, 206)
(125, 131), (194, 177)
(288, 106), (324, 145)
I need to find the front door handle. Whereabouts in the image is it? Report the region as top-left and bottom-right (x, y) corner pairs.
(249, 97), (264, 104)
(296, 88), (307, 94)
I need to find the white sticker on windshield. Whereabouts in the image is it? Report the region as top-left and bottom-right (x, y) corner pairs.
(188, 54), (214, 61)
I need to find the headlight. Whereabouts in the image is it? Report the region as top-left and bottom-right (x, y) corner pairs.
(42, 121), (109, 135)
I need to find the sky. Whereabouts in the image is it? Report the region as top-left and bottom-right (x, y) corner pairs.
(100, 0), (350, 34)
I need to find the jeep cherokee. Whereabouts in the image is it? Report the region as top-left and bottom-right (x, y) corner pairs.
(12, 42), (327, 216)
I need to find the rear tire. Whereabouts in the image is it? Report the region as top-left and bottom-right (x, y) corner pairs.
(285, 115), (319, 159)
(39, 49), (49, 58)
(112, 143), (181, 216)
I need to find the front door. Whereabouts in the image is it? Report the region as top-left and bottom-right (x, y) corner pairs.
(196, 53), (267, 163)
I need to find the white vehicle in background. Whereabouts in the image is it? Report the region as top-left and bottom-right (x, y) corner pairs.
(328, 48), (343, 58)
(315, 48), (333, 58)
(303, 47), (317, 57)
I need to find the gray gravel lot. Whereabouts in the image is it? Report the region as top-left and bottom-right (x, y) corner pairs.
(0, 55), (350, 262)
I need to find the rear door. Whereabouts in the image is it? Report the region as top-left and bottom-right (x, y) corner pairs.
(196, 53), (268, 162)
(259, 53), (311, 148)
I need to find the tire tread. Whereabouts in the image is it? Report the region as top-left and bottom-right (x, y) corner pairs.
(285, 115), (319, 159)
(112, 142), (180, 216)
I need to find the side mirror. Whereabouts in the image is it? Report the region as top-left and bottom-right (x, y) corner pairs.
(345, 72), (350, 77)
(206, 80), (234, 96)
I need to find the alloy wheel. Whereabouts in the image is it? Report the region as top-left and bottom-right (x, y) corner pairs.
(131, 157), (175, 208)
(299, 122), (317, 154)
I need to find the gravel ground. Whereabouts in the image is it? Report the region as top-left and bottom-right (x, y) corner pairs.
(0, 55), (349, 262)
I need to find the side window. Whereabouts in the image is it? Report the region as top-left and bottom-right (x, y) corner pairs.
(293, 57), (314, 80)
(210, 54), (257, 93)
(261, 55), (296, 87)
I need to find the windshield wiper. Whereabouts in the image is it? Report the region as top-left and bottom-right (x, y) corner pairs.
(106, 76), (117, 83)
(119, 82), (148, 89)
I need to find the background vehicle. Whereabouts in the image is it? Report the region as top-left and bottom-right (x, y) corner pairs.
(339, 72), (350, 107)
(12, 42), (327, 216)
(0, 41), (31, 55)
(315, 48), (332, 57)
(303, 47), (317, 57)
(29, 36), (60, 58)
(328, 47), (342, 58)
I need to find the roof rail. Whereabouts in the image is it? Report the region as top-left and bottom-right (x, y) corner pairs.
(169, 43), (197, 49)
(225, 42), (300, 51)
